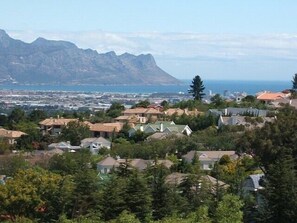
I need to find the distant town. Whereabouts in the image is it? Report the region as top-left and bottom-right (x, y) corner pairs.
(0, 88), (250, 113)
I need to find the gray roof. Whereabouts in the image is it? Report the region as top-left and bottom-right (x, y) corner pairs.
(131, 121), (191, 135)
(81, 137), (111, 148)
(97, 156), (119, 167)
(183, 150), (236, 162)
(248, 174), (265, 190)
(147, 132), (185, 140)
(165, 172), (229, 190)
(209, 107), (269, 117)
(48, 141), (81, 150)
(219, 115), (275, 129)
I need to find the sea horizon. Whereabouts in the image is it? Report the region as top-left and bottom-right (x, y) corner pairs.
(0, 79), (291, 95)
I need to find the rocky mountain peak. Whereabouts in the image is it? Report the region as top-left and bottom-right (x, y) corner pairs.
(0, 29), (181, 85)
(0, 29), (13, 47)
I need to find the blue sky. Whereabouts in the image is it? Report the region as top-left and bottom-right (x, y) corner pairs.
(1, 0), (297, 80)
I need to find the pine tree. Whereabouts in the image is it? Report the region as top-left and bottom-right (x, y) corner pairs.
(100, 176), (127, 221)
(125, 171), (152, 222)
(261, 149), (297, 222)
(292, 73), (297, 91)
(188, 75), (205, 101)
(215, 194), (243, 223)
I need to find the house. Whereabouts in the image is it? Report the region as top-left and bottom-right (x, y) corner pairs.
(0, 128), (27, 144)
(128, 121), (192, 137)
(164, 108), (202, 116)
(269, 98), (297, 109)
(0, 175), (13, 185)
(208, 107), (269, 117)
(123, 107), (163, 123)
(97, 156), (173, 174)
(182, 150), (237, 170)
(165, 172), (229, 192)
(97, 156), (120, 174)
(218, 115), (275, 129)
(39, 118), (77, 135)
(146, 132), (185, 140)
(86, 122), (123, 138)
(44, 148), (64, 156)
(114, 115), (139, 124)
(242, 174), (265, 206)
(256, 91), (290, 104)
(48, 141), (81, 152)
(80, 137), (111, 154)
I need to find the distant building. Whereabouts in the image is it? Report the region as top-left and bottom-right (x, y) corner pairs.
(146, 132), (185, 140)
(165, 172), (229, 193)
(256, 91), (290, 104)
(218, 115), (275, 129)
(97, 156), (173, 174)
(182, 150), (237, 170)
(164, 108), (202, 116)
(242, 174), (265, 207)
(123, 107), (163, 123)
(39, 118), (77, 136)
(208, 107), (269, 117)
(128, 121), (192, 137)
(85, 122), (123, 138)
(0, 128), (26, 144)
(80, 137), (111, 154)
(114, 115), (139, 124)
(48, 141), (81, 152)
(97, 157), (120, 174)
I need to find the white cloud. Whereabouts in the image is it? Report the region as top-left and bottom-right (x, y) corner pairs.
(8, 30), (297, 59)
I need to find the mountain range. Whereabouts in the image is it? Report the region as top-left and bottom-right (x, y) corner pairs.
(0, 29), (181, 85)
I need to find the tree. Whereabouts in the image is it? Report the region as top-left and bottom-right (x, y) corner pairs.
(161, 100), (170, 110)
(107, 102), (125, 118)
(187, 205), (211, 223)
(59, 121), (91, 146)
(215, 194), (243, 223)
(292, 73), (297, 91)
(0, 155), (29, 176)
(29, 109), (47, 123)
(210, 94), (225, 107)
(242, 95), (256, 103)
(48, 150), (93, 176)
(125, 171), (152, 222)
(133, 100), (150, 108)
(146, 164), (176, 220)
(100, 176), (127, 221)
(71, 169), (101, 218)
(188, 75), (205, 101)
(8, 107), (26, 128)
(0, 168), (73, 222)
(238, 106), (297, 222)
(111, 210), (140, 223)
(260, 149), (297, 222)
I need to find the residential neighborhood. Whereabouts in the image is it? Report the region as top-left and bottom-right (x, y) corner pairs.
(0, 87), (296, 222)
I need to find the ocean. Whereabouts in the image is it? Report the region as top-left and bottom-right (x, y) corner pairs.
(0, 80), (291, 95)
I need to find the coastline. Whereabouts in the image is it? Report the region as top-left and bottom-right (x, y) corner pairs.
(0, 80), (290, 95)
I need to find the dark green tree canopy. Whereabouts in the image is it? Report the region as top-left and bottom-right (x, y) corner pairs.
(59, 121), (91, 146)
(188, 75), (205, 101)
(292, 73), (297, 91)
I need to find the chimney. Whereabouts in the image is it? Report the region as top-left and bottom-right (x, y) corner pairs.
(224, 108), (228, 116)
(140, 125), (144, 132)
(290, 99), (292, 105)
(160, 122), (164, 132)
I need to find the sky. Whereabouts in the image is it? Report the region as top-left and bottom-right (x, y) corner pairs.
(1, 0), (297, 81)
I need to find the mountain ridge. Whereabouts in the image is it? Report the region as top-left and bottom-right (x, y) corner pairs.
(0, 29), (181, 85)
